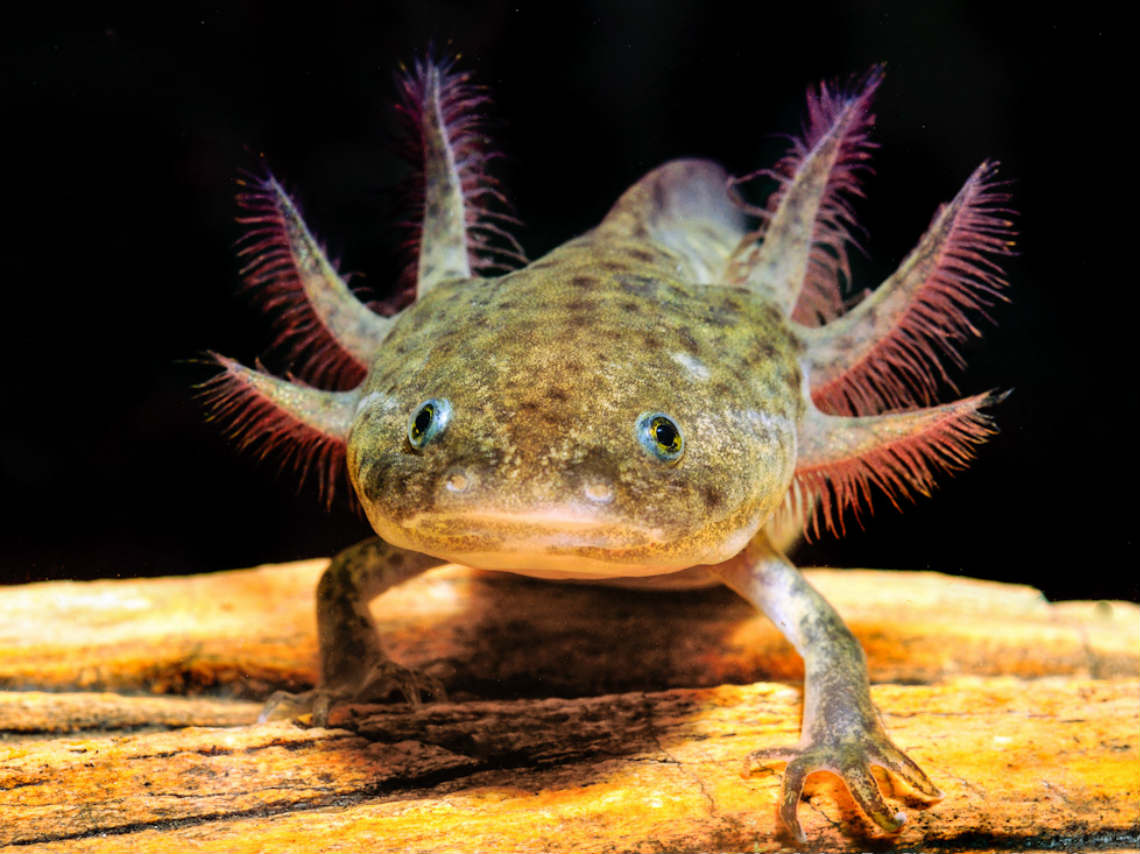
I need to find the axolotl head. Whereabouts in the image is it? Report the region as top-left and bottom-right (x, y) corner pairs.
(345, 240), (804, 578)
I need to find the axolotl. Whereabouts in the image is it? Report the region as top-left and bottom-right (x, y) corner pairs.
(206, 58), (1012, 841)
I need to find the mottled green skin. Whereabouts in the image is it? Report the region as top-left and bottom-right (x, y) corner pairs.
(346, 233), (804, 576)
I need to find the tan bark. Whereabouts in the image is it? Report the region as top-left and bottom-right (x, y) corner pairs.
(1, 562), (1137, 852)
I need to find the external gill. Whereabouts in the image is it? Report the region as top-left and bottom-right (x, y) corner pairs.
(799, 161), (1015, 414)
(395, 57), (525, 296)
(206, 57), (522, 505)
(788, 390), (1005, 538)
(236, 175), (393, 385)
(724, 68), (1014, 537)
(201, 356), (361, 506)
(728, 67), (881, 322)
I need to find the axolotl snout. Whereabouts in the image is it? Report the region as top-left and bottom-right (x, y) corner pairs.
(206, 59), (1012, 841)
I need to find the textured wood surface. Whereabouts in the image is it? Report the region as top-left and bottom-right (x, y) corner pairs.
(1, 561), (1137, 852)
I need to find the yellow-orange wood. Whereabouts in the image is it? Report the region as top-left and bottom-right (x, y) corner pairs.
(1, 562), (1137, 852)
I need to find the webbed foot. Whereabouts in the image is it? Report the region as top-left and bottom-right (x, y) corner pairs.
(257, 662), (447, 727)
(354, 659), (449, 709)
(748, 725), (942, 842)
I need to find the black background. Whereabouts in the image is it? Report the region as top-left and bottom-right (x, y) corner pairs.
(4, 3), (1134, 603)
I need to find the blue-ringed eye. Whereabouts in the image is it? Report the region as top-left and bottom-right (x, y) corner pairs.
(408, 398), (451, 449)
(635, 411), (684, 463)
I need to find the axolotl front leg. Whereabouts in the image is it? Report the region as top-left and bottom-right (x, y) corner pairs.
(713, 534), (943, 841)
(260, 538), (446, 725)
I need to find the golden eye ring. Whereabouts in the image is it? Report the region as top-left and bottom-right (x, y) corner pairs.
(635, 411), (684, 463)
(408, 398), (451, 448)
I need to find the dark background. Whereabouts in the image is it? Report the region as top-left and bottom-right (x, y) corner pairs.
(4, 3), (1133, 603)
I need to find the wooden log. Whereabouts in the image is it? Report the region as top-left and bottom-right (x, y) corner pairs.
(0, 562), (1137, 852)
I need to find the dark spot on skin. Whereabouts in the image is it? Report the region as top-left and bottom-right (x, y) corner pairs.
(641, 334), (662, 352)
(620, 300), (641, 313)
(651, 178), (667, 212)
(516, 399), (558, 425)
(498, 300), (514, 310)
(677, 327), (700, 355)
(783, 366), (802, 390)
(567, 315), (590, 328)
(624, 247), (657, 263)
(706, 307), (733, 328)
(666, 283), (689, 301)
(600, 260), (629, 272)
(546, 387), (569, 402)
(712, 381), (732, 397)
(755, 342), (777, 361)
(632, 223), (649, 239)
(570, 275), (596, 289)
(530, 259), (556, 269)
(762, 304), (782, 324)
(426, 201), (441, 220)
(618, 275), (658, 297)
(565, 300), (597, 314)
(700, 485), (724, 510)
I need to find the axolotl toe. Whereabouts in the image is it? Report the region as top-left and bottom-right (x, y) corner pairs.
(205, 58), (1013, 842)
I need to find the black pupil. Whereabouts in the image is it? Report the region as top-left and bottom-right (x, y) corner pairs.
(654, 419), (677, 448)
(414, 405), (434, 437)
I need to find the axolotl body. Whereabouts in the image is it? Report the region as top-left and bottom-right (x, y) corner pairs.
(207, 59), (1012, 841)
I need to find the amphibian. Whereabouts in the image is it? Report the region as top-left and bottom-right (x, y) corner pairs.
(206, 58), (1012, 841)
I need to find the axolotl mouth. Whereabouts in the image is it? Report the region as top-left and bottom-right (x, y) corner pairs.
(383, 507), (757, 579)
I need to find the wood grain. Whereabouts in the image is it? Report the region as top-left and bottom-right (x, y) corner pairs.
(1, 561), (1137, 852)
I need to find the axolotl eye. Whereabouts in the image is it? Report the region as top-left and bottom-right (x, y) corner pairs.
(408, 398), (451, 449)
(635, 411), (685, 464)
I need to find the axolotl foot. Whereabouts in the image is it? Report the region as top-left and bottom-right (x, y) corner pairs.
(256, 538), (450, 726)
(714, 538), (943, 841)
(258, 661), (448, 727)
(746, 718), (943, 842)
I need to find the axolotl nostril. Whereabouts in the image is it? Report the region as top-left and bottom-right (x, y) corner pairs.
(204, 57), (1013, 842)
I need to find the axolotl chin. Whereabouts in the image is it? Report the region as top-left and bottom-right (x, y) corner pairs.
(206, 58), (1012, 841)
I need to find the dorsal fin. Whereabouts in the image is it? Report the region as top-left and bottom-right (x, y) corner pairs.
(727, 67), (881, 321)
(395, 56), (525, 296)
(596, 158), (747, 282)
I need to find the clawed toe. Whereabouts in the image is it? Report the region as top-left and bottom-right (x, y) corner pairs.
(256, 662), (447, 728)
(357, 660), (448, 706)
(257, 688), (318, 724)
(257, 687), (346, 727)
(745, 734), (939, 842)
